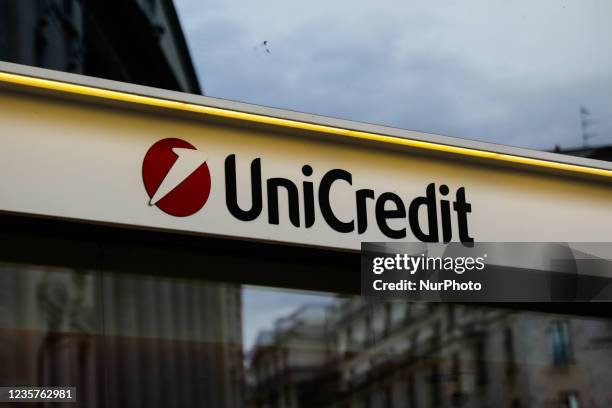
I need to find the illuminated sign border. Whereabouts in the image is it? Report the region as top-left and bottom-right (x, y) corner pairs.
(0, 62), (611, 180)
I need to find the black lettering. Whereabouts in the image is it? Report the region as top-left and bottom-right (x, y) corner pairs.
(439, 184), (452, 243)
(408, 183), (439, 242)
(267, 178), (300, 227)
(319, 169), (354, 233)
(453, 187), (474, 244)
(375, 192), (407, 239)
(225, 155), (262, 221)
(356, 189), (375, 234)
(302, 165), (315, 228)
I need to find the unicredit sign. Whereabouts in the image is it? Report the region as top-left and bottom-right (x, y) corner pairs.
(144, 138), (474, 243)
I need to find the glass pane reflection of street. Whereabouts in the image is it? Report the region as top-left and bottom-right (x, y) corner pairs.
(1, 263), (611, 407)
(248, 296), (612, 408)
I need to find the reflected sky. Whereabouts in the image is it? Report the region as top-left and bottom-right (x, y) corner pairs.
(175, 0), (612, 151)
(242, 286), (336, 351)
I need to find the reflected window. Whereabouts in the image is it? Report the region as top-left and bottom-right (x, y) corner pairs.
(406, 374), (416, 408)
(447, 304), (455, 332)
(363, 393), (372, 408)
(403, 303), (411, 324)
(365, 314), (373, 347)
(450, 352), (462, 407)
(381, 386), (393, 408)
(346, 325), (353, 356)
(384, 303), (392, 336)
(504, 327), (516, 379)
(475, 339), (487, 388)
(146, 0), (157, 12)
(559, 391), (580, 408)
(429, 363), (441, 407)
(551, 321), (573, 365)
(63, 0), (73, 15)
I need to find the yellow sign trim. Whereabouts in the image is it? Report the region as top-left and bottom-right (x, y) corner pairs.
(1, 71), (611, 179)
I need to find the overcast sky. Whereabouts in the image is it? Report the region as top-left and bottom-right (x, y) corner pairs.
(173, 0), (612, 350)
(175, 0), (612, 150)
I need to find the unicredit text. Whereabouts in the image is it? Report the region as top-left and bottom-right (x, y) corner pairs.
(225, 155), (474, 243)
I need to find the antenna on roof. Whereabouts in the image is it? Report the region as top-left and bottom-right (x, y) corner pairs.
(580, 106), (597, 147)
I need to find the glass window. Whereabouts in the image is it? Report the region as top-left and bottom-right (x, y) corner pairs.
(406, 374), (416, 408)
(559, 391), (581, 408)
(551, 320), (573, 365)
(384, 302), (392, 336)
(504, 327), (516, 379)
(0, 221), (612, 406)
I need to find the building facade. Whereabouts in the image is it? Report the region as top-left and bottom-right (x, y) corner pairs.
(249, 305), (336, 407)
(249, 300), (612, 408)
(0, 0), (201, 93)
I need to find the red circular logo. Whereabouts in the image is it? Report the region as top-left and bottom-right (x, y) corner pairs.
(142, 138), (211, 217)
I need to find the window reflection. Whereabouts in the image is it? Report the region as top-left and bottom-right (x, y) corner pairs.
(551, 320), (573, 366)
(248, 298), (612, 407)
(0, 264), (102, 405)
(1, 261), (612, 407)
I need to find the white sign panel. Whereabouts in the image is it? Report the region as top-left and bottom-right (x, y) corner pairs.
(0, 69), (611, 250)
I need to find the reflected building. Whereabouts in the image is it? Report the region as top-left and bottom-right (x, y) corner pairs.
(248, 305), (338, 408)
(249, 299), (612, 408)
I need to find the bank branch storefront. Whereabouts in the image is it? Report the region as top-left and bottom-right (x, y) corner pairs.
(0, 62), (611, 407)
